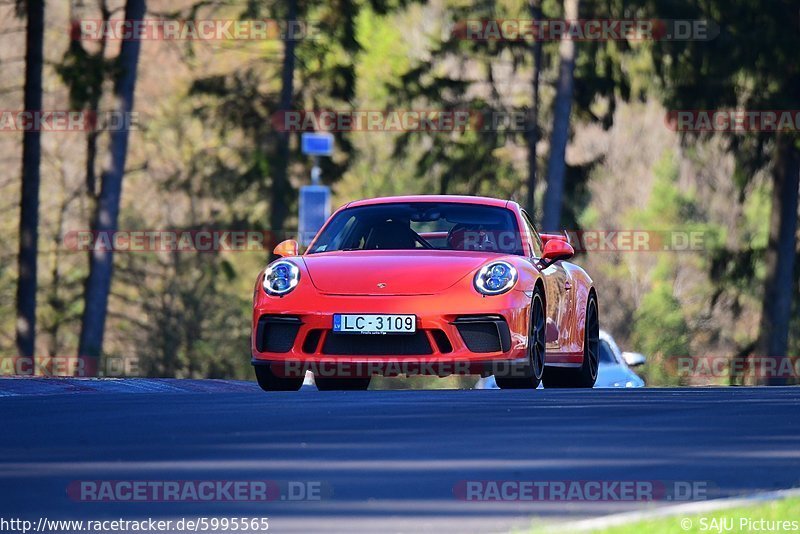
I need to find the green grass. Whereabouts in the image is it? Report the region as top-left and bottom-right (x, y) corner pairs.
(588, 496), (800, 534)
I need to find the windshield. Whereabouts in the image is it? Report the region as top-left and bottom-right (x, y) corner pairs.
(307, 202), (523, 255)
(599, 341), (619, 364)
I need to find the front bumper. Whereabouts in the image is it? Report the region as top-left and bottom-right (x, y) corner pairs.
(251, 284), (532, 377)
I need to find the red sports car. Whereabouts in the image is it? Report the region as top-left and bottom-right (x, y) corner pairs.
(251, 195), (599, 391)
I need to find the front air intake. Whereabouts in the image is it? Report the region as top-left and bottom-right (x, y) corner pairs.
(454, 316), (512, 353)
(255, 316), (301, 353)
(321, 331), (433, 356)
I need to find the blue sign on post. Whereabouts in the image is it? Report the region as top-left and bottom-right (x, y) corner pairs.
(301, 132), (334, 156)
(299, 132), (333, 245)
(298, 185), (331, 246)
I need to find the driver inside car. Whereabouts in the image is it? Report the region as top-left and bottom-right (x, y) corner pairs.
(447, 223), (500, 252)
(364, 219), (418, 250)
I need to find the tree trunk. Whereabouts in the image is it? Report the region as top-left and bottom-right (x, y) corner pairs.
(756, 135), (800, 386)
(85, 1), (110, 200)
(525, 0), (543, 221)
(270, 0), (297, 246)
(78, 0), (146, 374)
(15, 0), (45, 363)
(542, 0), (579, 231)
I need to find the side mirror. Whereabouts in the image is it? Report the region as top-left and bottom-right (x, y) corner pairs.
(540, 233), (566, 246)
(541, 239), (574, 265)
(273, 239), (299, 257)
(622, 352), (647, 368)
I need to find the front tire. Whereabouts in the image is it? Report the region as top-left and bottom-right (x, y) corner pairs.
(495, 285), (546, 390)
(254, 365), (304, 392)
(542, 291), (599, 389)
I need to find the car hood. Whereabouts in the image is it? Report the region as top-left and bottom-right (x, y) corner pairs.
(301, 250), (497, 295)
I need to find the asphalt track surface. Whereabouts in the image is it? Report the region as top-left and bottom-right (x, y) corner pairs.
(1, 379), (799, 533)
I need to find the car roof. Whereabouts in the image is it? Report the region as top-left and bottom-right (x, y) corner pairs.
(345, 195), (511, 209)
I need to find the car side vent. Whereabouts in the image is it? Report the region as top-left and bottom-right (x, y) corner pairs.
(431, 329), (453, 354)
(302, 329), (323, 354)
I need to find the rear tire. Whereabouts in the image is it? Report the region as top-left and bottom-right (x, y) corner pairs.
(315, 376), (371, 391)
(495, 285), (546, 390)
(254, 365), (303, 392)
(542, 291), (599, 389)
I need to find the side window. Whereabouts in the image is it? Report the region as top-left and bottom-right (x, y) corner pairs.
(521, 210), (543, 257)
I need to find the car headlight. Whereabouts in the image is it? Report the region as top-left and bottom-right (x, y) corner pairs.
(474, 261), (518, 295)
(263, 260), (300, 296)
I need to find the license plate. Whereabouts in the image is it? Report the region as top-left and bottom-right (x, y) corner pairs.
(333, 314), (416, 334)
